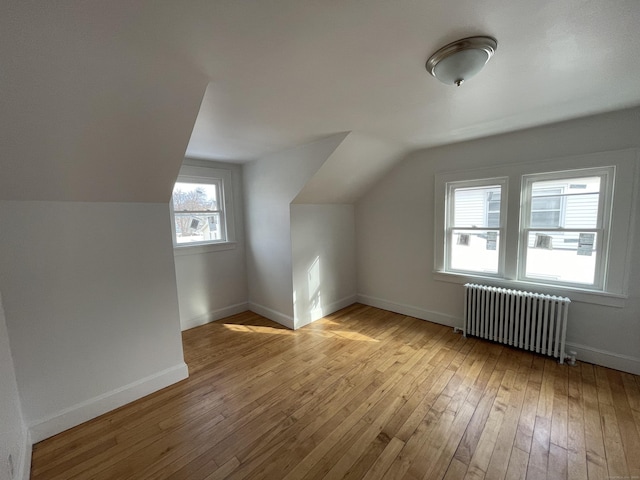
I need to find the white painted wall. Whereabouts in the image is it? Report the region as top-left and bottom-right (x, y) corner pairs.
(356, 107), (640, 374)
(173, 160), (248, 330)
(0, 293), (29, 480)
(244, 134), (347, 327)
(291, 205), (357, 329)
(0, 201), (188, 442)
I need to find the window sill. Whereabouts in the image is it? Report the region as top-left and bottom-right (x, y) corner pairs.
(173, 241), (237, 256)
(433, 271), (627, 308)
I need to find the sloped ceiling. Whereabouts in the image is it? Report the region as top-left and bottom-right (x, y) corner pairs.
(294, 132), (408, 204)
(0, 3), (208, 202)
(179, 1), (640, 161)
(2, 1), (640, 201)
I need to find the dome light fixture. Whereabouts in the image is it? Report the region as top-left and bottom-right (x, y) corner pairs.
(426, 36), (497, 86)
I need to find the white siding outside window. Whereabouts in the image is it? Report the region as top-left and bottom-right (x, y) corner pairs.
(433, 149), (638, 304)
(445, 179), (507, 276)
(520, 169), (613, 289)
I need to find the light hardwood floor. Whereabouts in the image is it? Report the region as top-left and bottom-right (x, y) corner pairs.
(31, 304), (640, 480)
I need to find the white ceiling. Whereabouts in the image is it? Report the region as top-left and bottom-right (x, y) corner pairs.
(175, 0), (640, 161)
(2, 1), (640, 201)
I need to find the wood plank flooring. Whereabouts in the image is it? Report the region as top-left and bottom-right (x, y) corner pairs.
(31, 304), (640, 479)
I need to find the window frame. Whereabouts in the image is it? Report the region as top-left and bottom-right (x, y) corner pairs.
(171, 176), (226, 246)
(518, 167), (615, 290)
(444, 177), (508, 277)
(433, 149), (638, 306)
(170, 163), (236, 252)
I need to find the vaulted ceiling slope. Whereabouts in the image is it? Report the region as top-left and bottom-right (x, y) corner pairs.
(2, 1), (640, 202)
(0, 3), (208, 202)
(293, 132), (408, 204)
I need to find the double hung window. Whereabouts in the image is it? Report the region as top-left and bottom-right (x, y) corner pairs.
(519, 168), (613, 288)
(172, 179), (225, 245)
(435, 150), (637, 301)
(446, 179), (506, 275)
(170, 163), (235, 249)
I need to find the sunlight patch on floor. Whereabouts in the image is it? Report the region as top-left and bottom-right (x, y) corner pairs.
(221, 322), (379, 342)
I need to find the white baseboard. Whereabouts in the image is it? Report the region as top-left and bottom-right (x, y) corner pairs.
(249, 302), (295, 329)
(356, 293), (462, 329)
(565, 342), (640, 375)
(181, 302), (249, 331)
(295, 294), (358, 329)
(28, 362), (189, 443)
(357, 293), (640, 376)
(19, 427), (31, 480)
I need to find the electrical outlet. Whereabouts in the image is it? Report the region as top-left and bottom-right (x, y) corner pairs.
(7, 454), (14, 479)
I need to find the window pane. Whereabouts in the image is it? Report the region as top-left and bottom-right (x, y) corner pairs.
(532, 177), (601, 194)
(564, 192), (599, 228)
(530, 177), (601, 229)
(453, 185), (501, 228)
(531, 195), (561, 211)
(531, 211), (561, 227)
(530, 187), (563, 227)
(487, 212), (500, 228)
(450, 229), (500, 274)
(524, 231), (597, 284)
(172, 182), (218, 212)
(174, 213), (222, 244)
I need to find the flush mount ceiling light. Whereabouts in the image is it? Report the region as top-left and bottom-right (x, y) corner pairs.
(426, 36), (497, 86)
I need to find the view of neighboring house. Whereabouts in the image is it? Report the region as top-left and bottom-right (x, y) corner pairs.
(451, 175), (602, 283)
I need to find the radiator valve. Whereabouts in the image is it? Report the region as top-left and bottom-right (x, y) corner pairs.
(566, 350), (577, 366)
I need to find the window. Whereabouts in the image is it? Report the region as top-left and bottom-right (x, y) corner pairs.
(434, 149), (637, 301)
(443, 169), (611, 288)
(445, 179), (507, 275)
(485, 189), (501, 227)
(520, 169), (612, 288)
(172, 179), (225, 244)
(170, 163), (235, 249)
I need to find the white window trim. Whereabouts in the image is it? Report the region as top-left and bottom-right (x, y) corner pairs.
(173, 241), (237, 256)
(432, 270), (627, 307)
(171, 175), (226, 245)
(444, 177), (508, 277)
(518, 167), (614, 291)
(434, 148), (639, 307)
(171, 164), (237, 252)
